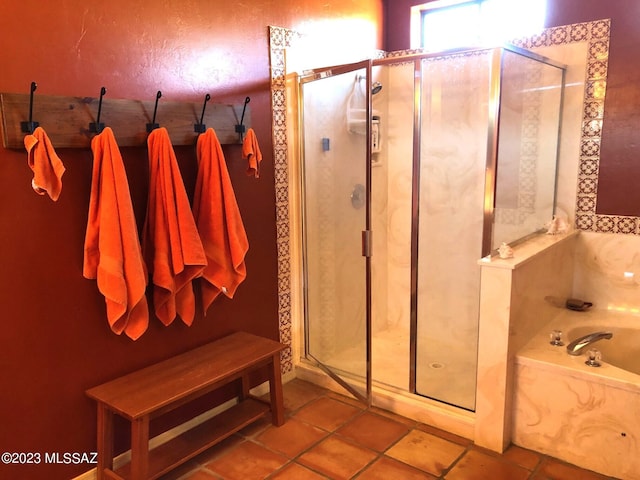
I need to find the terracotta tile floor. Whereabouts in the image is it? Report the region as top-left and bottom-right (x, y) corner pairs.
(160, 379), (619, 480)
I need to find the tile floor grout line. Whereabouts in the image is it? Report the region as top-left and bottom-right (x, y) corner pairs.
(350, 450), (387, 479)
(528, 453), (558, 480)
(262, 458), (328, 480)
(439, 443), (473, 479)
(252, 423), (331, 461)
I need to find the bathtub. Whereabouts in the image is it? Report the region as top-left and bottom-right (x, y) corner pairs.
(512, 308), (640, 480)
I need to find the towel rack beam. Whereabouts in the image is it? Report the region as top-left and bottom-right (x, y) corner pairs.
(0, 92), (251, 148)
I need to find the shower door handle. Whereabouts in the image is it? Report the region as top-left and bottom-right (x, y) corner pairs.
(362, 230), (372, 257)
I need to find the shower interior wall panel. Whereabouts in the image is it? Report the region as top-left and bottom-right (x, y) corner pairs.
(380, 63), (414, 331)
(371, 67), (390, 341)
(415, 52), (491, 410)
(371, 64), (413, 390)
(371, 63), (414, 390)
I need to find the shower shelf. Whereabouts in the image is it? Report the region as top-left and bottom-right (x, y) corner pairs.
(347, 108), (380, 135)
(347, 111), (367, 135)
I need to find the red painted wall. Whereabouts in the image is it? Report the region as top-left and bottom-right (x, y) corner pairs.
(0, 1), (382, 479)
(385, 0), (640, 216)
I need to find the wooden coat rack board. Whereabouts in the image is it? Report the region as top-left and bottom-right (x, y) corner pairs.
(0, 92), (251, 149)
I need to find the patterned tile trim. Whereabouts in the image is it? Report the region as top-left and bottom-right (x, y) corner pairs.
(268, 19), (618, 373)
(269, 26), (300, 374)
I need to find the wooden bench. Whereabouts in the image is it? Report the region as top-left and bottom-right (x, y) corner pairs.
(86, 331), (286, 480)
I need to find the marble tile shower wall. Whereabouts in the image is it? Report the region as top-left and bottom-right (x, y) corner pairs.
(573, 232), (640, 313)
(417, 52), (488, 350)
(372, 63), (412, 336)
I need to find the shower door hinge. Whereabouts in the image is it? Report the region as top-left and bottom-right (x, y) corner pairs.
(362, 230), (372, 257)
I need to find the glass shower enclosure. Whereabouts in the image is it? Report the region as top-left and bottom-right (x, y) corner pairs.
(299, 47), (565, 410)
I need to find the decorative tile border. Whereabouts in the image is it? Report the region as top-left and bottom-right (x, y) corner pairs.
(269, 26), (300, 374)
(268, 19), (620, 374)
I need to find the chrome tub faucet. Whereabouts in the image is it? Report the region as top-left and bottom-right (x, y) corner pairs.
(566, 331), (613, 356)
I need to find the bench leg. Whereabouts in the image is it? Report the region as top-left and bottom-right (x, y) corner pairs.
(96, 403), (114, 480)
(241, 374), (250, 401)
(268, 353), (285, 426)
(130, 416), (149, 480)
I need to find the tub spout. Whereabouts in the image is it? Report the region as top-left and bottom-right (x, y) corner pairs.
(566, 331), (613, 356)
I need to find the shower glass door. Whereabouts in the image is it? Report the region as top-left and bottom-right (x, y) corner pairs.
(300, 61), (372, 403)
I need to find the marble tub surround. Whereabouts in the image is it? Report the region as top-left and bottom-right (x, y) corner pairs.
(475, 231), (577, 452)
(513, 309), (640, 479)
(573, 231), (640, 313)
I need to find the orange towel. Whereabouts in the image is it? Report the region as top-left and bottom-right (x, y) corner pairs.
(83, 127), (149, 340)
(24, 126), (66, 201)
(242, 128), (262, 178)
(143, 127), (207, 326)
(194, 128), (249, 313)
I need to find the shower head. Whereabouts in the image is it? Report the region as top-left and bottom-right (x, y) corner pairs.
(356, 75), (383, 95)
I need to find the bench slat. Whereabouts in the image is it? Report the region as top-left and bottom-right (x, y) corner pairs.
(86, 332), (285, 419)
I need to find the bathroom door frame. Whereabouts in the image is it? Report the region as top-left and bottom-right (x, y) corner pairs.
(299, 59), (373, 405)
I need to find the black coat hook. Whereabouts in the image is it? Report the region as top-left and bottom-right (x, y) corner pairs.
(146, 90), (162, 132)
(89, 87), (107, 134)
(21, 81), (39, 134)
(235, 96), (251, 139)
(194, 93), (211, 133)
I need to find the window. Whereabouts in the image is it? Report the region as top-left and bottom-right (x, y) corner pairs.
(410, 0), (546, 51)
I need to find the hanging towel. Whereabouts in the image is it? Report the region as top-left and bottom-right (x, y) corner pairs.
(83, 127), (149, 340)
(24, 126), (66, 201)
(194, 128), (249, 313)
(143, 127), (207, 326)
(242, 128), (262, 178)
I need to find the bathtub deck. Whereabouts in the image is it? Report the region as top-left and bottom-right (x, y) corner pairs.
(513, 308), (640, 480)
(516, 308), (640, 394)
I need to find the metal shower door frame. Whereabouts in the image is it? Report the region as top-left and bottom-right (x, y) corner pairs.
(298, 59), (374, 405)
